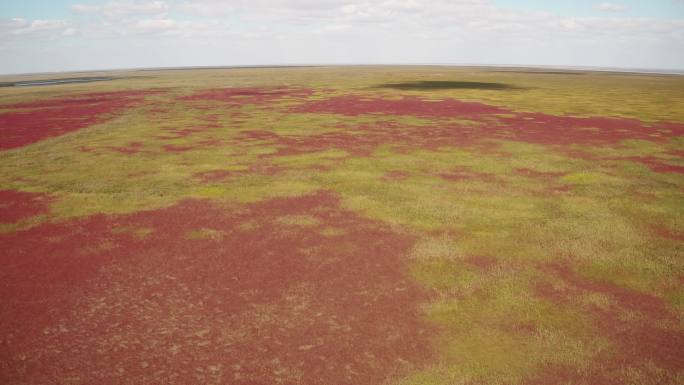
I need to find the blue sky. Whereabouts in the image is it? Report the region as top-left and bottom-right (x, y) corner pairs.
(495, 0), (684, 18)
(1, 1), (75, 19)
(1, 1), (684, 74)
(2, 1), (683, 20)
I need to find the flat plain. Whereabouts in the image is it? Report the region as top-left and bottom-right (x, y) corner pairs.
(1, 66), (683, 384)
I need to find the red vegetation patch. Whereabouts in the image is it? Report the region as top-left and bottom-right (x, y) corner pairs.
(162, 138), (222, 153)
(514, 168), (566, 179)
(235, 121), (492, 158)
(237, 129), (375, 157)
(294, 95), (506, 118)
(533, 261), (684, 381)
(383, 170), (411, 181)
(0, 192), (433, 384)
(179, 87), (313, 106)
(463, 255), (498, 270)
(148, 107), (170, 114)
(0, 190), (51, 224)
(238, 129), (281, 141)
(0, 90), (161, 150)
(163, 144), (195, 152)
(156, 123), (221, 140)
(539, 262), (672, 319)
(247, 161), (283, 175)
(623, 156), (684, 174)
(437, 166), (499, 182)
(194, 163), (283, 183)
(497, 113), (683, 145)
(108, 141), (144, 154)
(652, 225), (684, 241)
(6, 90), (162, 110)
(548, 184), (574, 194)
(292, 95), (684, 149)
(195, 169), (235, 182)
(515, 168), (570, 195)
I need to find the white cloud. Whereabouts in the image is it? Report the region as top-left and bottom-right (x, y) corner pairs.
(1, 0), (684, 73)
(62, 27), (77, 36)
(71, 1), (169, 19)
(1, 18), (75, 37)
(135, 18), (177, 30)
(319, 23), (352, 33)
(595, 2), (628, 12)
(71, 4), (100, 14)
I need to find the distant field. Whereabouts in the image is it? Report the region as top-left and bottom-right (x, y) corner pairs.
(1, 66), (683, 384)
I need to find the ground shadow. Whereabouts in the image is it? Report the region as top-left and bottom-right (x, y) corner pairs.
(373, 80), (524, 91)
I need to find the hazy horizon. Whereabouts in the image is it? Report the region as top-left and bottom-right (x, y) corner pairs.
(2, 0), (684, 75)
(4, 63), (684, 78)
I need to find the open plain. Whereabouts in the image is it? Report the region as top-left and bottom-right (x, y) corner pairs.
(1, 66), (683, 384)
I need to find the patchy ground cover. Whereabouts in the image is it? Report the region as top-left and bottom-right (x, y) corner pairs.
(0, 66), (683, 384)
(1, 192), (431, 384)
(0, 90), (163, 150)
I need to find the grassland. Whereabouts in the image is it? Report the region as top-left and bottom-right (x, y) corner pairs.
(1, 66), (683, 384)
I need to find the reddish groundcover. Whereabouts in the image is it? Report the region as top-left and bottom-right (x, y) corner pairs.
(622, 156), (684, 174)
(0, 192), (433, 385)
(293, 95), (684, 148)
(0, 90), (161, 150)
(179, 87), (313, 106)
(294, 95), (506, 118)
(0, 190), (51, 224)
(533, 262), (684, 384)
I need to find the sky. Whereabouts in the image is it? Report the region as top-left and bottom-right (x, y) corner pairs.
(1, 0), (684, 74)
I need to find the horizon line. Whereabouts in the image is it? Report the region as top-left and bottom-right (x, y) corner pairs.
(2, 63), (684, 78)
